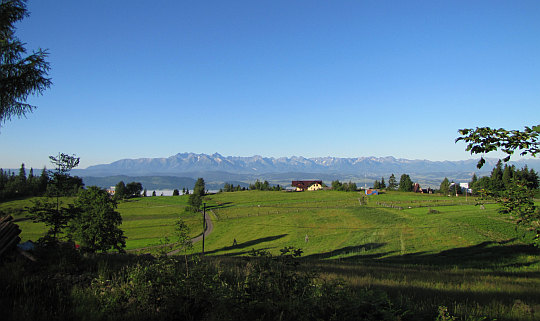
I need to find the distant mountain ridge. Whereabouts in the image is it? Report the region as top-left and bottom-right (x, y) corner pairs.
(78, 152), (540, 177)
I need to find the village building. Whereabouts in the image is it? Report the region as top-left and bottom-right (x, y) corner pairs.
(413, 183), (433, 194)
(291, 180), (323, 191)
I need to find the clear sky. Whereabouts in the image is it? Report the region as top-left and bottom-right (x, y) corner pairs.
(1, 0), (539, 170)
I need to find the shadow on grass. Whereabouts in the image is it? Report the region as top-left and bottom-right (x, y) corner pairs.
(376, 240), (540, 270)
(206, 202), (234, 210)
(304, 243), (388, 260)
(204, 234), (288, 255)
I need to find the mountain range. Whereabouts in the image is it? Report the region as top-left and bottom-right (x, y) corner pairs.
(73, 153), (540, 189)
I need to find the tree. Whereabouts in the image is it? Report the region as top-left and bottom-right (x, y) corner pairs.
(0, 0), (52, 128)
(26, 153), (80, 244)
(26, 198), (75, 244)
(373, 180), (380, 189)
(48, 153), (81, 196)
(70, 186), (126, 253)
(193, 178), (205, 197)
(502, 164), (513, 189)
(490, 160), (504, 192)
(187, 178), (205, 211)
(440, 177), (450, 195)
(143, 188), (147, 197)
(380, 177), (386, 189)
(398, 174), (413, 192)
(456, 125), (539, 169)
(331, 180), (343, 191)
(175, 218), (193, 273)
(126, 181), (143, 198)
(152, 190), (156, 196)
(498, 180), (539, 246)
(15, 162), (27, 196)
(457, 125), (540, 246)
(388, 174), (397, 191)
(38, 166), (48, 194)
(469, 173), (478, 194)
(114, 181), (127, 200)
(172, 189), (179, 196)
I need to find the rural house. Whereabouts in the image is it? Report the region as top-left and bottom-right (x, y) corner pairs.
(292, 180), (323, 191)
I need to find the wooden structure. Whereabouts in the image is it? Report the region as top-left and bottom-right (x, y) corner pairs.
(0, 216), (21, 258)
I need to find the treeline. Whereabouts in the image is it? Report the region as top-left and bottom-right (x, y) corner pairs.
(469, 160), (538, 195)
(0, 164), (83, 201)
(219, 180), (282, 192)
(331, 180), (357, 192)
(373, 174), (400, 191)
(249, 180), (282, 191)
(113, 181), (143, 200)
(221, 183), (246, 192)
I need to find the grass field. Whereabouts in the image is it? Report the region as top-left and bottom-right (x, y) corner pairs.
(198, 190), (534, 259)
(199, 190), (540, 320)
(3, 190), (540, 320)
(0, 195), (200, 251)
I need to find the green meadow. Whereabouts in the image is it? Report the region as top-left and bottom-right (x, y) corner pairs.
(3, 190), (540, 320)
(1, 196), (200, 251)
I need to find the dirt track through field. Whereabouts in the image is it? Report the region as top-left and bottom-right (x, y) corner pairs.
(167, 211), (213, 256)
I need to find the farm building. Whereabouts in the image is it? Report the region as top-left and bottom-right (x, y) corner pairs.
(292, 180), (323, 191)
(413, 183), (433, 194)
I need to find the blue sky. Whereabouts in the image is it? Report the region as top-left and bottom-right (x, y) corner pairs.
(1, 0), (539, 169)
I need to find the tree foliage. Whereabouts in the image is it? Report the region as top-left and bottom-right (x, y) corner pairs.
(457, 125), (540, 246)
(26, 198), (75, 244)
(0, 0), (52, 127)
(114, 181), (127, 200)
(469, 163), (538, 196)
(222, 183), (245, 192)
(398, 174), (413, 192)
(25, 153), (81, 244)
(187, 178), (205, 211)
(456, 125), (539, 168)
(47, 153), (82, 197)
(249, 180), (281, 191)
(126, 181), (142, 198)
(439, 177), (450, 195)
(331, 180), (357, 192)
(387, 174), (397, 191)
(70, 186), (126, 253)
(498, 180), (539, 246)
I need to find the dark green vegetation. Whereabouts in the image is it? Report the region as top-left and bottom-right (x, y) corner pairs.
(70, 186), (126, 252)
(0, 162), (84, 201)
(82, 175), (196, 191)
(399, 174), (414, 192)
(0, 0), (51, 127)
(331, 180), (357, 191)
(3, 190), (540, 320)
(1, 246), (404, 321)
(456, 125), (540, 248)
(456, 125), (539, 169)
(187, 177), (206, 212)
(468, 160), (539, 196)
(113, 181), (143, 200)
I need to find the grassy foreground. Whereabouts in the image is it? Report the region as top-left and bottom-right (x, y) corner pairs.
(2, 190), (540, 320)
